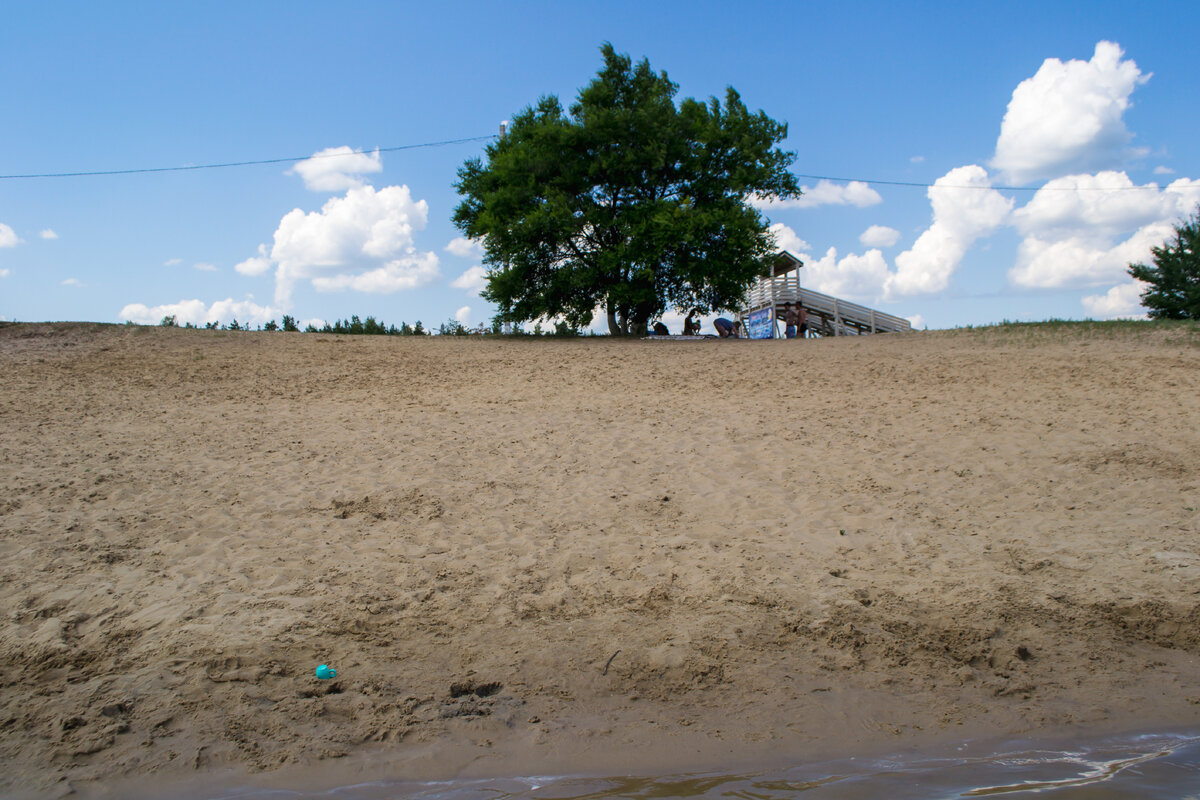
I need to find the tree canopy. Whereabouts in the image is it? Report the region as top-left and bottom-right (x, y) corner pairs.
(452, 44), (800, 335)
(1128, 206), (1200, 320)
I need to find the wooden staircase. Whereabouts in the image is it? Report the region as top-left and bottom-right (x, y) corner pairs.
(742, 251), (912, 337)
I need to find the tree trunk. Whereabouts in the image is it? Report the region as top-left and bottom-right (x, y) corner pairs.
(606, 304), (622, 336)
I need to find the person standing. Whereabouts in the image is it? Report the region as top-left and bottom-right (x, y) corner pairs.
(785, 302), (807, 339)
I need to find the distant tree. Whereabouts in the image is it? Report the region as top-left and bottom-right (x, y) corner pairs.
(159, 315), (177, 327)
(1128, 207), (1200, 319)
(263, 319), (279, 331)
(452, 43), (800, 336)
(281, 315), (299, 332)
(226, 319), (242, 331)
(304, 323), (320, 333)
(438, 318), (469, 336)
(413, 320), (426, 336)
(205, 321), (219, 330)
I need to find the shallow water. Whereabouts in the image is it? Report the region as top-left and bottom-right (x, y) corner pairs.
(198, 731), (1200, 800)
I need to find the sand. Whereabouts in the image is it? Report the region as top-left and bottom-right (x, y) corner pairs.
(1, 321), (1198, 798)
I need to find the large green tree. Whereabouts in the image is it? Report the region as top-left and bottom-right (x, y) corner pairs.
(1128, 206), (1200, 320)
(452, 44), (800, 335)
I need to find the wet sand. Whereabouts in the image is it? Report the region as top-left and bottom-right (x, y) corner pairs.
(1, 321), (1198, 798)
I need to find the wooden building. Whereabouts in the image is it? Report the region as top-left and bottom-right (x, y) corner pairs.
(739, 250), (912, 337)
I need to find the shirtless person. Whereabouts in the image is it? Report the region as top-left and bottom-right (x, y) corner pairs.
(784, 302), (807, 339)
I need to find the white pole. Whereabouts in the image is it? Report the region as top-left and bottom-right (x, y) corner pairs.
(768, 267), (777, 339)
(499, 120), (512, 336)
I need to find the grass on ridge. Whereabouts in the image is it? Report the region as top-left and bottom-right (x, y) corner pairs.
(942, 318), (1200, 346)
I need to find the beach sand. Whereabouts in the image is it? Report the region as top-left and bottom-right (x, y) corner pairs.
(1, 321), (1198, 798)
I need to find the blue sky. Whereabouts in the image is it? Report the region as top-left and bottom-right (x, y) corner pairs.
(2, 1), (1198, 331)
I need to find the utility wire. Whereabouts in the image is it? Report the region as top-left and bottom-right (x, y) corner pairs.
(0, 135), (497, 180)
(0, 136), (1174, 192)
(793, 172), (1172, 192)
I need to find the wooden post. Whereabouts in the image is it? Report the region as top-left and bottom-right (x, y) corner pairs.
(768, 269), (777, 338)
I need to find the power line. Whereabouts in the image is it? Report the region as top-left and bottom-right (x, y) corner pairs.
(0, 137), (1175, 192)
(0, 135), (497, 180)
(793, 172), (1171, 192)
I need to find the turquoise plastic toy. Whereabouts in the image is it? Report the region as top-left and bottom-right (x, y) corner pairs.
(315, 664), (337, 680)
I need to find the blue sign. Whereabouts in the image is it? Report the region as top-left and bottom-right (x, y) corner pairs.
(745, 307), (775, 339)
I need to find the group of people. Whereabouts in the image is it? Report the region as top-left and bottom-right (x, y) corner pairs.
(783, 301), (808, 339)
(651, 303), (808, 339)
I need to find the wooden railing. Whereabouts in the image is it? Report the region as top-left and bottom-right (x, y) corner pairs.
(743, 274), (911, 336)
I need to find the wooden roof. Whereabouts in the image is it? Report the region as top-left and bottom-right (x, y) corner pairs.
(765, 250), (804, 277)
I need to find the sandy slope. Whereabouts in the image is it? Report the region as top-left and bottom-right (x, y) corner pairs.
(1, 321), (1198, 797)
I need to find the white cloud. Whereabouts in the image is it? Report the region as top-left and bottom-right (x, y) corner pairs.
(1011, 223), (1172, 289)
(801, 246), (892, 301)
(907, 314), (926, 330)
(993, 41), (1148, 184)
(290, 146), (383, 192)
(1154, 166), (1175, 175)
(1009, 174), (1200, 288)
(910, 156), (925, 164)
(1081, 281), (1148, 319)
(235, 244), (273, 276)
(39, 229), (58, 240)
(309, 252), (440, 294)
(888, 165), (1012, 297)
(260, 184), (439, 307)
(750, 180), (882, 210)
(768, 228), (894, 301)
(859, 225), (901, 248)
(0, 223), (20, 248)
(164, 257), (183, 266)
(193, 262), (217, 272)
(61, 278), (82, 287)
(0, 268), (9, 278)
(1012, 172), (1197, 239)
(769, 222), (811, 254)
(451, 265), (488, 294)
(455, 305), (472, 325)
(445, 236), (484, 258)
(118, 298), (279, 326)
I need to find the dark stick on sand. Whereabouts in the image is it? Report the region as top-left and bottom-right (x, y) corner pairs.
(603, 650), (621, 676)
